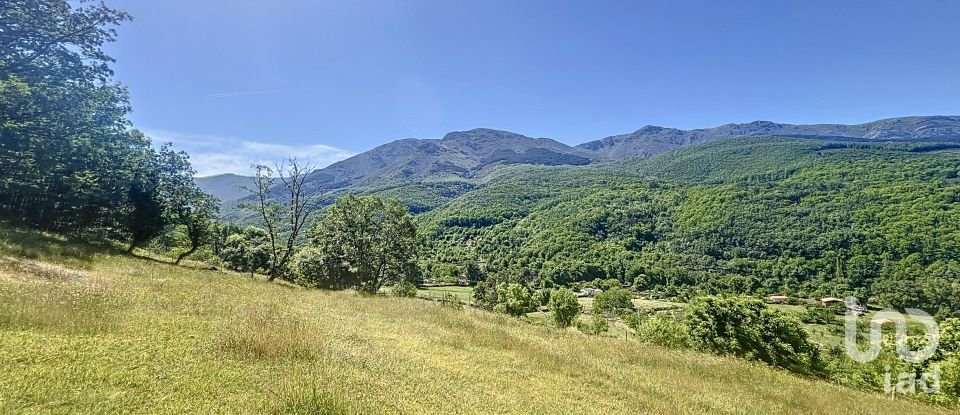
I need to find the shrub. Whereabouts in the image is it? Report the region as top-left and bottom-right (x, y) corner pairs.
(592, 287), (634, 317)
(220, 227), (271, 276)
(549, 288), (581, 329)
(938, 318), (960, 358)
(290, 247), (353, 289)
(392, 280), (417, 298)
(532, 288), (551, 307)
(576, 314), (609, 335)
(685, 295), (823, 375)
(597, 278), (622, 291)
(800, 305), (835, 324)
(636, 314), (690, 349)
(493, 283), (532, 317)
(623, 311), (642, 332)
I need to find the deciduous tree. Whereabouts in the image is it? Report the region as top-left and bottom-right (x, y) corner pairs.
(301, 194), (419, 293)
(242, 159), (315, 280)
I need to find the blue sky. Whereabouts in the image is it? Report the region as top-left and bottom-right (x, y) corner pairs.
(105, 0), (960, 176)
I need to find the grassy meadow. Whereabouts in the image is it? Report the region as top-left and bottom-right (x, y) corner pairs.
(0, 227), (950, 414)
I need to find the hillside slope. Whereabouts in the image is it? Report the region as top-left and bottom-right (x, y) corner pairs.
(195, 173), (252, 202)
(0, 227), (944, 414)
(422, 137), (960, 314)
(302, 128), (592, 192)
(222, 128), (593, 219)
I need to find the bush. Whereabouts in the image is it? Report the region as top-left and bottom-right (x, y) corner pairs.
(597, 278), (622, 291)
(685, 296), (823, 375)
(290, 247), (353, 289)
(623, 311), (642, 332)
(493, 283), (532, 317)
(392, 280), (417, 298)
(549, 288), (581, 329)
(800, 305), (836, 324)
(636, 314), (690, 349)
(937, 318), (960, 358)
(533, 288), (551, 307)
(592, 287), (634, 317)
(220, 227), (271, 276)
(577, 314), (609, 335)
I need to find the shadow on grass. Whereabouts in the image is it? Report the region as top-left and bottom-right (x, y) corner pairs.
(0, 225), (110, 266)
(0, 222), (242, 277)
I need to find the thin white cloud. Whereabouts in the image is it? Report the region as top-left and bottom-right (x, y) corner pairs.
(143, 129), (355, 177)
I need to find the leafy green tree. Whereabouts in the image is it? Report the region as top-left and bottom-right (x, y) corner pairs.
(0, 0), (148, 235)
(303, 194), (420, 293)
(221, 227), (270, 276)
(174, 192), (219, 264)
(592, 287), (634, 317)
(209, 222), (242, 259)
(623, 311), (642, 332)
(937, 318), (960, 359)
(290, 246), (338, 288)
(685, 296), (822, 374)
(548, 288), (581, 329)
(128, 143), (207, 254)
(0, 1), (131, 81)
(429, 263), (460, 284)
(124, 162), (165, 252)
(493, 283), (532, 316)
(472, 280), (494, 309)
(0, 1), (211, 256)
(800, 305), (835, 325)
(464, 261), (485, 284)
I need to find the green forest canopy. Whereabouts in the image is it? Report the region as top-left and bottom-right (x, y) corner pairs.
(420, 137), (960, 317)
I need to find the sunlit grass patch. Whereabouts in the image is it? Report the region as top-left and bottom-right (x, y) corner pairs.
(0, 282), (125, 334)
(217, 305), (318, 361)
(268, 380), (376, 415)
(0, 257), (126, 334)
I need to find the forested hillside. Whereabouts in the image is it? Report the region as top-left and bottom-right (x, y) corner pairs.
(422, 137), (960, 317)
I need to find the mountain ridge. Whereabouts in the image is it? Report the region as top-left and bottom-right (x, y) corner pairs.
(207, 116), (960, 209)
(298, 128), (592, 193)
(194, 173), (251, 202)
(577, 115), (960, 160)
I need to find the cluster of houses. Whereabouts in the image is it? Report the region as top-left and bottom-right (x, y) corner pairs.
(768, 294), (868, 316)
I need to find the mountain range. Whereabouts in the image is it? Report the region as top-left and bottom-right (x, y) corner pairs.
(197, 115), (960, 206)
(578, 115), (960, 160)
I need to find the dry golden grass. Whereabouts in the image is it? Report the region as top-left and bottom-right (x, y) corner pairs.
(0, 229), (950, 414)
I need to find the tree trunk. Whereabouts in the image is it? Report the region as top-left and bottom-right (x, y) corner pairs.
(174, 245), (197, 265)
